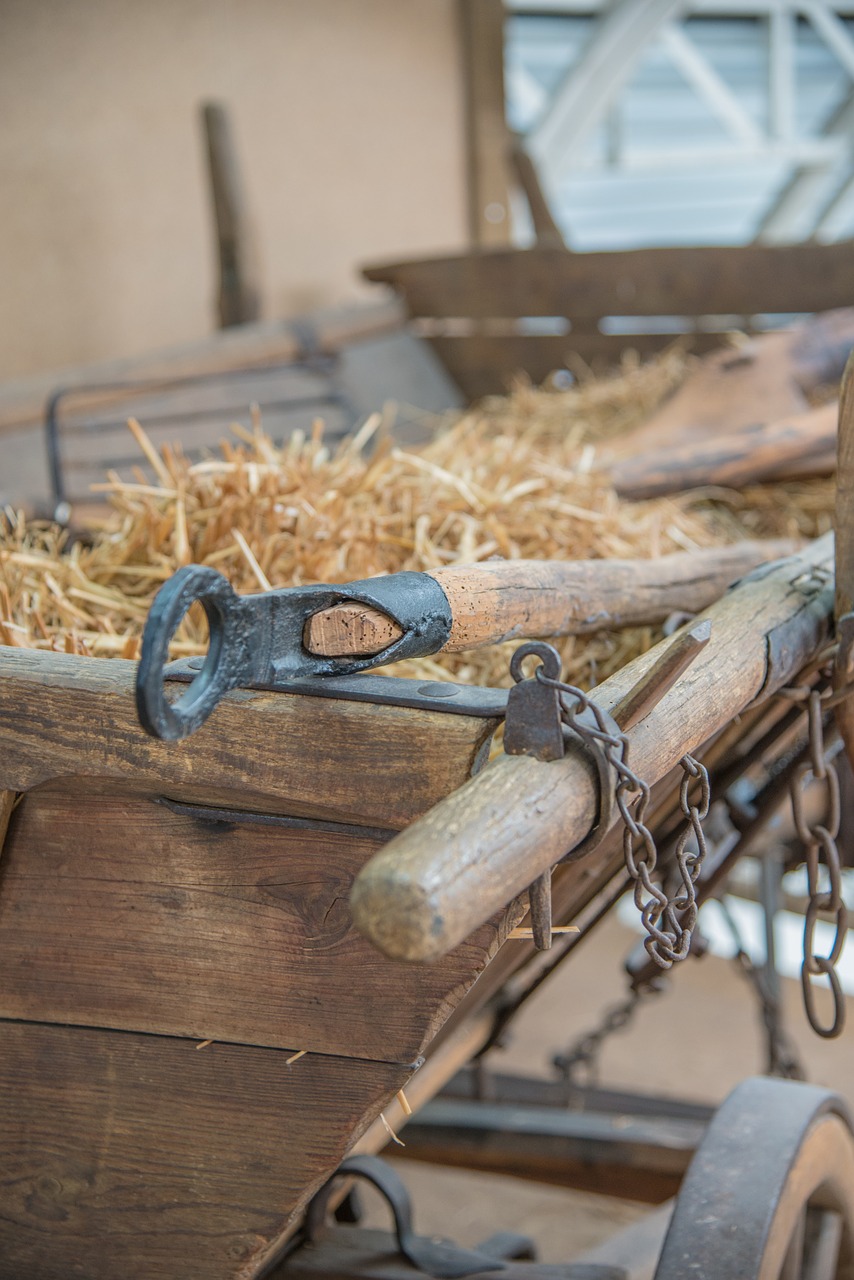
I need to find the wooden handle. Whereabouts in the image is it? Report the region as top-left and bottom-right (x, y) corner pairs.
(305, 541), (797, 658)
(350, 534), (834, 963)
(612, 401), (838, 501)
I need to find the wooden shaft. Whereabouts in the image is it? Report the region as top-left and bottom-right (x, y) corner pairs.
(508, 135), (566, 250)
(304, 541), (797, 658)
(202, 102), (261, 329)
(612, 401), (838, 501)
(0, 791), (15, 854)
(350, 534), (835, 963)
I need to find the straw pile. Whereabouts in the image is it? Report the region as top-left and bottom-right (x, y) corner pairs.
(0, 349), (836, 691)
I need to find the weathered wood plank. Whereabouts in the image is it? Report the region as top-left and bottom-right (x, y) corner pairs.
(0, 298), (403, 435)
(613, 401), (838, 499)
(0, 1021), (407, 1280)
(427, 332), (724, 398)
(0, 649), (497, 829)
(366, 242), (854, 321)
(0, 778), (507, 1061)
(611, 330), (808, 458)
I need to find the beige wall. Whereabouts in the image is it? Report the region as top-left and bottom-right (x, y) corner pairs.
(0, 0), (468, 379)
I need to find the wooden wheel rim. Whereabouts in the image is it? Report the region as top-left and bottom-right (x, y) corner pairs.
(654, 1077), (854, 1280)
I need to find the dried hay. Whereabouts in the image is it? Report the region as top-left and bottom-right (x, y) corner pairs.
(0, 350), (836, 691)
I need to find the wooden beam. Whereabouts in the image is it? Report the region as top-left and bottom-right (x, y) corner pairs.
(364, 241), (854, 319)
(0, 298), (403, 436)
(508, 135), (566, 248)
(0, 648), (497, 831)
(459, 0), (512, 248)
(391, 1096), (703, 1202)
(351, 534), (835, 962)
(527, 0), (685, 175)
(201, 102), (262, 328)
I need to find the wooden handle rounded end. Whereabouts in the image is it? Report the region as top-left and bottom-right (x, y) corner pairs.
(350, 871), (447, 964)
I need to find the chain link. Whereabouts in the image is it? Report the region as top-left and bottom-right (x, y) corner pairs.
(537, 669), (710, 970)
(716, 899), (805, 1080)
(781, 685), (849, 1039)
(553, 981), (664, 1085)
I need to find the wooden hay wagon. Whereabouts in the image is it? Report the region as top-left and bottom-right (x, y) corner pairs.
(3, 362), (854, 1280)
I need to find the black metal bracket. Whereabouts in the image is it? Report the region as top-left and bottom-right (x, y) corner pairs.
(163, 662), (508, 720)
(304, 1155), (507, 1279)
(503, 642), (617, 952)
(136, 565), (455, 740)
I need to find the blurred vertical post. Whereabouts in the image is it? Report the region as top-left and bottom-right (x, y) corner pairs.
(458, 0), (513, 248)
(201, 101), (262, 328)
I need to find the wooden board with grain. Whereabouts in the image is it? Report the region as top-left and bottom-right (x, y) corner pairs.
(612, 401), (838, 499)
(0, 648), (496, 830)
(0, 1022), (407, 1280)
(365, 242), (854, 321)
(0, 777), (505, 1062)
(0, 643), (513, 1277)
(366, 246), (854, 398)
(0, 791), (14, 853)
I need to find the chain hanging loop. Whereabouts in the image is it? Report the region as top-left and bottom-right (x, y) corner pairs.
(782, 684), (849, 1039)
(535, 666), (710, 970)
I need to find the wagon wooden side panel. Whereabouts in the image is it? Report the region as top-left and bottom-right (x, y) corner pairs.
(0, 648), (508, 1280)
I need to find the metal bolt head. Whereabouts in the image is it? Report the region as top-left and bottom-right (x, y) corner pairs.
(417, 682), (457, 698)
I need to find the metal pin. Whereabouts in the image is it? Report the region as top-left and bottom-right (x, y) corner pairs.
(528, 871), (553, 950)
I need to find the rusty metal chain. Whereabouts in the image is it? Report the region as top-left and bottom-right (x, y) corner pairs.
(553, 979), (665, 1085)
(777, 684), (849, 1038)
(716, 898), (805, 1080)
(537, 669), (710, 970)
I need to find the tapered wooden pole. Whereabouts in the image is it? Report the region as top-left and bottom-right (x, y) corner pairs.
(305, 541), (796, 658)
(350, 535), (834, 963)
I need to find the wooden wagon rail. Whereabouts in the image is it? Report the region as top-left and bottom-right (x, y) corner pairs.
(363, 240), (854, 398)
(352, 534), (835, 963)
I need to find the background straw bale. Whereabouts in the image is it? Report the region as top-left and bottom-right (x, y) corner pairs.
(0, 350), (835, 689)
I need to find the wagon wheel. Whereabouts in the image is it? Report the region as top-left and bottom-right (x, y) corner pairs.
(654, 1077), (854, 1280)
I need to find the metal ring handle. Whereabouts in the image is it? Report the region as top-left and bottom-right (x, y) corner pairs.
(509, 640), (562, 684)
(135, 565), (238, 741)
